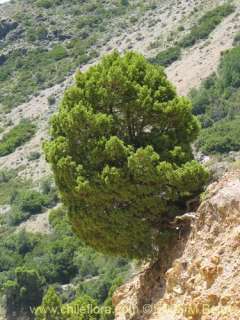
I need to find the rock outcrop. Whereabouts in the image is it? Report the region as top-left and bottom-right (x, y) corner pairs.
(113, 171), (240, 320)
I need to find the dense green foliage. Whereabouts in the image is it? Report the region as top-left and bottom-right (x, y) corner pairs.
(45, 51), (208, 259)
(197, 117), (240, 154)
(180, 4), (234, 48)
(191, 46), (240, 154)
(0, 120), (36, 157)
(0, 205), (129, 319)
(8, 185), (58, 226)
(149, 46), (181, 67)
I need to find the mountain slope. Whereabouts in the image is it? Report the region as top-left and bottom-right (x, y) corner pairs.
(0, 0), (239, 180)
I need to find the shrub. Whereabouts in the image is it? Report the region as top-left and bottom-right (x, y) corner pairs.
(178, 25), (185, 32)
(7, 208), (31, 226)
(0, 120), (36, 157)
(11, 190), (47, 214)
(36, 0), (53, 9)
(0, 169), (15, 183)
(27, 151), (41, 161)
(48, 45), (68, 61)
(27, 26), (48, 42)
(219, 47), (240, 88)
(149, 46), (181, 67)
(7, 181), (58, 226)
(234, 32), (240, 45)
(47, 95), (56, 106)
(197, 117), (240, 154)
(45, 51), (208, 259)
(0, 203), (130, 318)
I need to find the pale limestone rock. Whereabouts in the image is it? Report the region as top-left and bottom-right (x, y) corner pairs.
(113, 171), (240, 320)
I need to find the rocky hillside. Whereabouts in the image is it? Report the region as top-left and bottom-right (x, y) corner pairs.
(113, 170), (240, 320)
(0, 0), (240, 180)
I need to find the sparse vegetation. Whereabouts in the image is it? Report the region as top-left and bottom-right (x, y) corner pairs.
(0, 0), (151, 112)
(180, 4), (235, 48)
(150, 4), (235, 68)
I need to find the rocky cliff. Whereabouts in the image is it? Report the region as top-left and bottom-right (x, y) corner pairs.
(113, 171), (240, 320)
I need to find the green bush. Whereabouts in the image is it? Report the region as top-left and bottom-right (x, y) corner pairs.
(36, 0), (53, 9)
(7, 190), (48, 226)
(0, 120), (36, 157)
(0, 205), (130, 318)
(47, 95), (56, 106)
(35, 287), (63, 320)
(27, 151), (41, 161)
(12, 190), (48, 214)
(7, 208), (31, 226)
(197, 117), (240, 154)
(149, 46), (181, 67)
(234, 32), (240, 45)
(6, 178), (58, 226)
(0, 169), (15, 183)
(218, 47), (240, 88)
(48, 45), (68, 61)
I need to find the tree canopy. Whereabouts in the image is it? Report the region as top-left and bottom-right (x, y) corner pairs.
(44, 51), (208, 258)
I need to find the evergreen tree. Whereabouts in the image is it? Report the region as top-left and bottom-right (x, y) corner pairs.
(44, 51), (208, 258)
